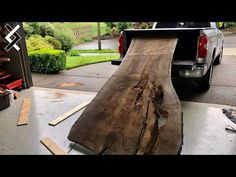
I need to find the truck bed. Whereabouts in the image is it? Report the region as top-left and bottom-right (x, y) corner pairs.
(122, 28), (202, 62)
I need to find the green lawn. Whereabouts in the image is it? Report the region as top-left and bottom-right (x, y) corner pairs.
(72, 49), (118, 53)
(66, 54), (120, 69)
(69, 49), (118, 56)
(52, 22), (109, 44)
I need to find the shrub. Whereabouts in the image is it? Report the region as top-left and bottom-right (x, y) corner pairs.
(23, 22), (75, 52)
(104, 22), (132, 36)
(26, 35), (54, 51)
(23, 23), (34, 38)
(49, 23), (75, 52)
(23, 22), (55, 37)
(45, 36), (62, 50)
(27, 22), (41, 35)
(116, 22), (132, 33)
(28, 50), (66, 74)
(53, 29), (75, 52)
(225, 22), (236, 28)
(37, 23), (55, 37)
(132, 22), (154, 29)
(105, 22), (116, 28)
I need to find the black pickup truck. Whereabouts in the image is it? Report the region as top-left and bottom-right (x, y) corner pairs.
(112, 22), (224, 91)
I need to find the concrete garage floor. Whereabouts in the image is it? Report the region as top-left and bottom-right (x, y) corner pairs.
(1, 87), (236, 155)
(0, 87), (96, 155)
(181, 102), (236, 154)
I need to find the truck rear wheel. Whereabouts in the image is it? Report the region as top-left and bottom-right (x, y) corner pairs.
(214, 48), (223, 65)
(197, 64), (213, 92)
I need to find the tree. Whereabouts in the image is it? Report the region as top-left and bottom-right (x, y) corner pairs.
(97, 22), (101, 50)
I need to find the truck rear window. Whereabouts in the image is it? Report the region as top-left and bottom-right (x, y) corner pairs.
(155, 22), (211, 28)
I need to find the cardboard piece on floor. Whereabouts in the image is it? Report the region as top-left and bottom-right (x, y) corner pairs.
(49, 102), (90, 126)
(17, 98), (31, 126)
(40, 137), (67, 155)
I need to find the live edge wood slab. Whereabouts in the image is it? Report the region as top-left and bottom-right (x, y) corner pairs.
(68, 37), (183, 155)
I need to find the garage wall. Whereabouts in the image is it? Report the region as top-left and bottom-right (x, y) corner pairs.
(0, 22), (33, 89)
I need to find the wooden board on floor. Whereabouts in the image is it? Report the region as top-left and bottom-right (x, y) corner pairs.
(68, 37), (183, 155)
(40, 137), (67, 155)
(17, 99), (31, 126)
(0, 58), (10, 62)
(49, 102), (90, 126)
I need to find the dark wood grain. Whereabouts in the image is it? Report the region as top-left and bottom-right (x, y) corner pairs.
(68, 37), (182, 154)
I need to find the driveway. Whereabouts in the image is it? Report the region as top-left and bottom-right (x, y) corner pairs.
(223, 33), (236, 48)
(32, 34), (236, 106)
(174, 54), (236, 106)
(32, 62), (118, 92)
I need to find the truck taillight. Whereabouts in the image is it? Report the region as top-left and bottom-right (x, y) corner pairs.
(118, 35), (124, 56)
(198, 35), (208, 58)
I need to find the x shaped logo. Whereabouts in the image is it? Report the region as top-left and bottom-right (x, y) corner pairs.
(4, 24), (21, 52)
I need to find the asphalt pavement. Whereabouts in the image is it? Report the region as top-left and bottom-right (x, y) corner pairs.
(223, 33), (236, 48)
